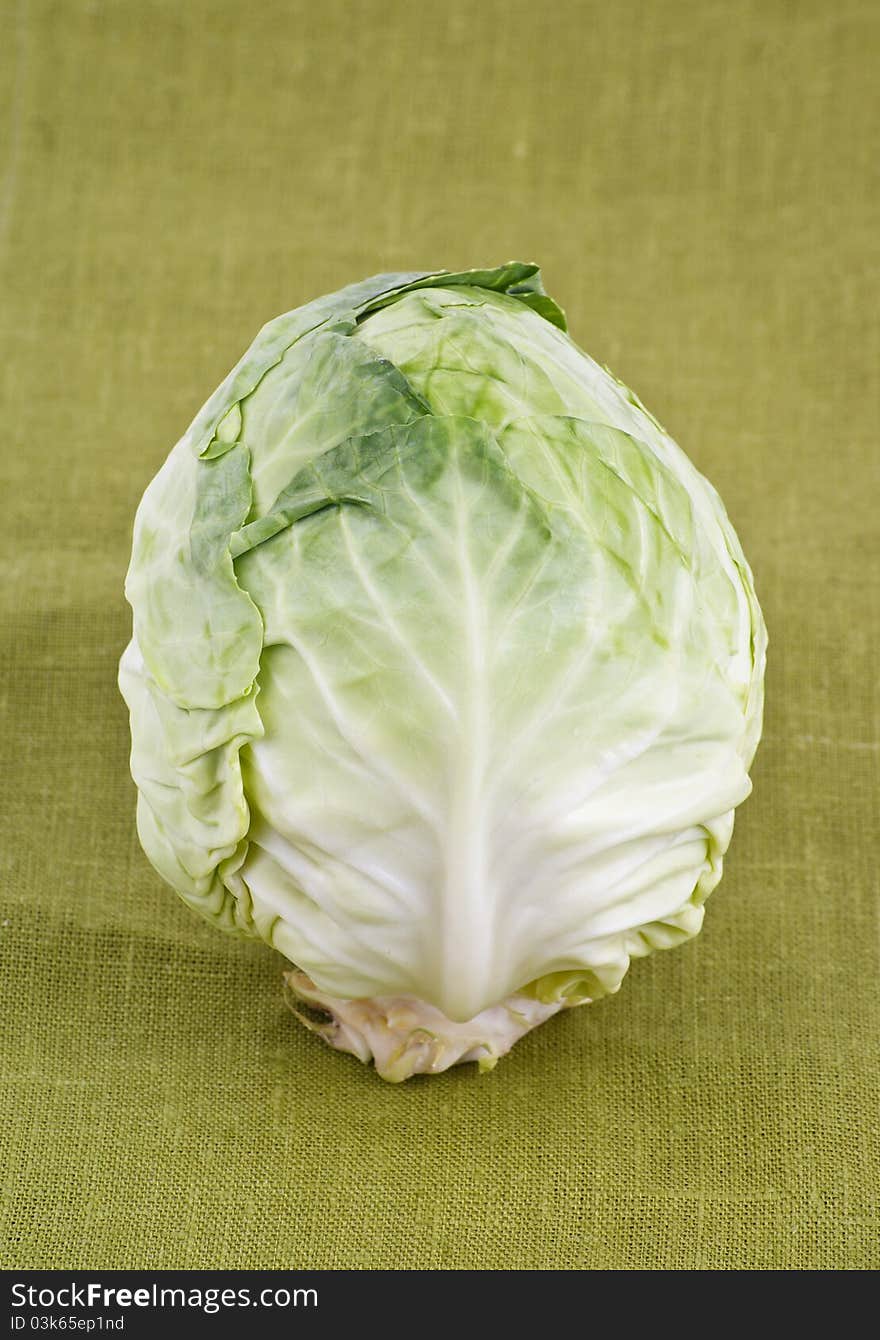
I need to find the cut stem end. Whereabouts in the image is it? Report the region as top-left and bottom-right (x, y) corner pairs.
(283, 970), (570, 1081)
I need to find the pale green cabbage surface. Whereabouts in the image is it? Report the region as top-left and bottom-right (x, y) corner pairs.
(120, 263), (766, 1061)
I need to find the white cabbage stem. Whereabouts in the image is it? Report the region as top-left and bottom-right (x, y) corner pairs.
(284, 970), (571, 1082)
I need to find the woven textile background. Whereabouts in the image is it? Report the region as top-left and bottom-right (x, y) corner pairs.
(1, 0), (877, 1271)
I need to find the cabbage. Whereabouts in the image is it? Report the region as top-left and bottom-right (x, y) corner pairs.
(119, 263), (766, 1080)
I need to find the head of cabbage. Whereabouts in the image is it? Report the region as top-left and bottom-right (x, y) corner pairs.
(119, 262), (766, 1081)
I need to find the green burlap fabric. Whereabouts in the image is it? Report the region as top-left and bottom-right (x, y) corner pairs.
(1, 0), (877, 1270)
